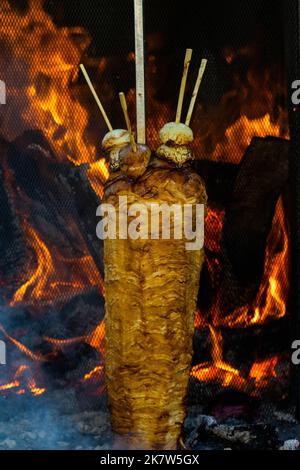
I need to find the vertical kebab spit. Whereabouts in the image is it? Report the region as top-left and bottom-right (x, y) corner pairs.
(103, 53), (207, 449)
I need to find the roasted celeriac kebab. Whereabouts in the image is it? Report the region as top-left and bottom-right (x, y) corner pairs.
(80, 52), (207, 449)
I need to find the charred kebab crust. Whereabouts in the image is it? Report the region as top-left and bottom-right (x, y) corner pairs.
(102, 129), (151, 178)
(156, 122), (195, 167)
(119, 143), (151, 179)
(101, 129), (130, 172)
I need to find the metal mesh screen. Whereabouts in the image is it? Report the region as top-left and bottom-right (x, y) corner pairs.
(0, 0), (292, 408)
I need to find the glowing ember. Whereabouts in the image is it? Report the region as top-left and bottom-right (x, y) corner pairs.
(87, 321), (105, 354)
(0, 381), (19, 392)
(204, 208), (225, 253)
(0, 365), (46, 397)
(191, 363), (246, 389)
(82, 365), (104, 382)
(249, 356), (278, 387)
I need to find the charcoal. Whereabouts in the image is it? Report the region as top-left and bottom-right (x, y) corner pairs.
(41, 343), (101, 386)
(184, 411), (281, 450)
(220, 136), (289, 314)
(196, 418), (280, 450)
(0, 306), (42, 356)
(0, 288), (104, 361)
(75, 382), (107, 413)
(38, 287), (104, 338)
(188, 377), (228, 405)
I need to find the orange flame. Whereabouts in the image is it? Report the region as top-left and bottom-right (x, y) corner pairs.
(212, 114), (287, 162)
(11, 224), (102, 305)
(0, 365), (46, 396)
(249, 356), (278, 387)
(0, 0), (98, 165)
(193, 198), (289, 392)
(81, 365), (103, 382)
(218, 197), (289, 328)
(43, 320), (105, 354)
(12, 225), (54, 303)
(0, 324), (45, 362)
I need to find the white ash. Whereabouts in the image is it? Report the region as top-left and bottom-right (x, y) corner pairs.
(210, 425), (253, 444)
(280, 439), (300, 450)
(0, 390), (113, 450)
(1, 391), (300, 450)
(274, 411), (297, 424)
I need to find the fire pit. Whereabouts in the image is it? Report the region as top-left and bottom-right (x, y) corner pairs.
(0, 0), (299, 450)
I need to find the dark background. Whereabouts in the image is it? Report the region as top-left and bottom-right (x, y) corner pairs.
(39, 0), (284, 57)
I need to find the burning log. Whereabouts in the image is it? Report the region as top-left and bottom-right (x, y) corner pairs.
(0, 137), (28, 298)
(0, 129), (107, 395)
(192, 316), (291, 378)
(41, 342), (102, 388)
(39, 288), (105, 339)
(67, 165), (104, 279)
(6, 130), (86, 251)
(0, 288), (104, 345)
(0, 288), (105, 398)
(219, 136), (289, 315)
(188, 353), (290, 404)
(1, 286), (104, 340)
(2, 130), (103, 303)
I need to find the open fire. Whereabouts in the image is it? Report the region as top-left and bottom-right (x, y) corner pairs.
(0, 0), (291, 404)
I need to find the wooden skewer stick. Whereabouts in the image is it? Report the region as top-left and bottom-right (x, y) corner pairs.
(134, 0), (146, 144)
(175, 48), (193, 123)
(119, 92), (137, 152)
(79, 63), (113, 132)
(185, 58), (207, 126)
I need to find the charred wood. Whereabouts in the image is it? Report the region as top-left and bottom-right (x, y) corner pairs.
(0, 137), (28, 298)
(0, 287), (104, 353)
(193, 159), (238, 206)
(67, 164), (104, 279)
(6, 130), (85, 254)
(192, 316), (291, 368)
(220, 137), (289, 314)
(2, 130), (104, 300)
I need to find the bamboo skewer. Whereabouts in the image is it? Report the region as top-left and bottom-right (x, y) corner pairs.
(185, 58), (207, 126)
(175, 49), (193, 123)
(79, 63), (113, 132)
(119, 92), (137, 152)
